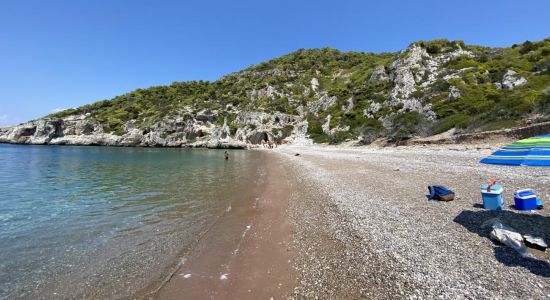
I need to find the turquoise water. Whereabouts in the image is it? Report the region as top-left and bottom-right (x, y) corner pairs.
(0, 144), (263, 299)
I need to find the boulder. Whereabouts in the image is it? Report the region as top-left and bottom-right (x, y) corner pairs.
(501, 70), (527, 89)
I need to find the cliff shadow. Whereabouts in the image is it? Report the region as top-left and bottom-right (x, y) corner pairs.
(453, 209), (550, 277)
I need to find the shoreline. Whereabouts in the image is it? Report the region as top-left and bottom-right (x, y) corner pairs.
(151, 151), (295, 299)
(141, 143), (549, 299)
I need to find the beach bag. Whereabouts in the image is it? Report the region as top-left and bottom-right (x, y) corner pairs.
(427, 185), (455, 201)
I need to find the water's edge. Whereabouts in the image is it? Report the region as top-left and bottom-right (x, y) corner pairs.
(137, 158), (265, 299)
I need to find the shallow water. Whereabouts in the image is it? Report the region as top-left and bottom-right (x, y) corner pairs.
(0, 144), (262, 299)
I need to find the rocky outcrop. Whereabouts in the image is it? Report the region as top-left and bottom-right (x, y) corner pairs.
(363, 102), (382, 119)
(322, 115), (350, 136)
(285, 120), (312, 145)
(497, 70), (527, 89)
(389, 45), (427, 100)
(448, 86), (462, 99)
(377, 43), (476, 123)
(369, 65), (389, 83)
(307, 92), (337, 116)
(387, 45), (436, 120)
(310, 78), (320, 91)
(0, 111), (301, 148)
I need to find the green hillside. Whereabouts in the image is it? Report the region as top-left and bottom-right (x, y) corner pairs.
(50, 38), (550, 144)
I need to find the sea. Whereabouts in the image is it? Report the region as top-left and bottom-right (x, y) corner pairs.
(0, 144), (263, 299)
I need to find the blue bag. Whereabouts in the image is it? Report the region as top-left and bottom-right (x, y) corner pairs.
(427, 185), (455, 201)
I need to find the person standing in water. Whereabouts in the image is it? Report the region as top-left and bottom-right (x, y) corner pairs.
(224, 151), (229, 160)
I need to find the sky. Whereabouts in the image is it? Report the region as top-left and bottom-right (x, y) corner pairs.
(0, 0), (549, 126)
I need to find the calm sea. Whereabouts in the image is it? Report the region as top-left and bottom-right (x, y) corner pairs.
(0, 144), (263, 299)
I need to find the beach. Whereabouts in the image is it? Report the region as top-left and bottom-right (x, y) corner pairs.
(153, 151), (296, 299)
(0, 144), (549, 299)
(279, 143), (550, 299)
(151, 142), (549, 299)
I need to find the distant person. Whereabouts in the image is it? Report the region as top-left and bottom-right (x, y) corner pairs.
(224, 151), (229, 160)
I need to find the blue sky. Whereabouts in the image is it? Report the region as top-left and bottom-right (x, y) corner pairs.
(0, 0), (549, 126)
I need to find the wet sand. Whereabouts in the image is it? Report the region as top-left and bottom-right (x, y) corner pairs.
(153, 151), (295, 299)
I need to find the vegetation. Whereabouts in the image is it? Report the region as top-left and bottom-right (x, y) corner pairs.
(47, 37), (550, 142)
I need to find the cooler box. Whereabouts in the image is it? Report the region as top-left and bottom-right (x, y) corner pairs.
(481, 184), (504, 210)
(514, 189), (538, 210)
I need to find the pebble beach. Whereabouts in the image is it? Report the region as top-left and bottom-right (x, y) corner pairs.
(278, 144), (550, 299)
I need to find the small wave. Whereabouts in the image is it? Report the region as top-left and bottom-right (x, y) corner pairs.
(122, 191), (164, 202)
(242, 224), (252, 238)
(0, 213), (14, 222)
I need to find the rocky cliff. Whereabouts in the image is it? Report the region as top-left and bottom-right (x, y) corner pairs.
(1, 38), (549, 147)
(0, 111), (302, 148)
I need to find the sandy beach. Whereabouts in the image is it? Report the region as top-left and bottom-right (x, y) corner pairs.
(153, 151), (295, 299)
(149, 143), (549, 299)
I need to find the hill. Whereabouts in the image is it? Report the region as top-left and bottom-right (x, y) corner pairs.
(1, 38), (549, 147)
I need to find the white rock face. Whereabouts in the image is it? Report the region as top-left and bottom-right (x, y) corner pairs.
(249, 85), (283, 100)
(448, 86), (462, 99)
(389, 45), (427, 100)
(322, 115), (332, 135)
(385, 43), (474, 121)
(342, 97), (354, 112)
(0, 109), (300, 148)
(421, 46), (474, 88)
(369, 65), (389, 83)
(321, 114), (349, 136)
(500, 70), (527, 89)
(288, 120), (313, 145)
(310, 78), (319, 91)
(307, 93), (337, 116)
(387, 45), (436, 120)
(363, 102), (382, 118)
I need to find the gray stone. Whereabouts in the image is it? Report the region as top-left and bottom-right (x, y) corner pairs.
(501, 70), (527, 89)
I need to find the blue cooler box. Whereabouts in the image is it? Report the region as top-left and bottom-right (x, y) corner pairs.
(514, 189), (538, 210)
(481, 184), (504, 210)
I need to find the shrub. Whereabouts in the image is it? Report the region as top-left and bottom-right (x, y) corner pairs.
(519, 40), (539, 54)
(432, 114), (470, 134)
(307, 115), (330, 143)
(480, 119), (518, 131)
(447, 56), (479, 69)
(533, 58), (550, 75)
(328, 131), (352, 144)
(534, 93), (550, 113)
(281, 125), (294, 137)
(354, 118), (383, 144)
(388, 112), (425, 141)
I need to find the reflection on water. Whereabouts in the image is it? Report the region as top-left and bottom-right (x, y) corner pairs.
(0, 144), (262, 299)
